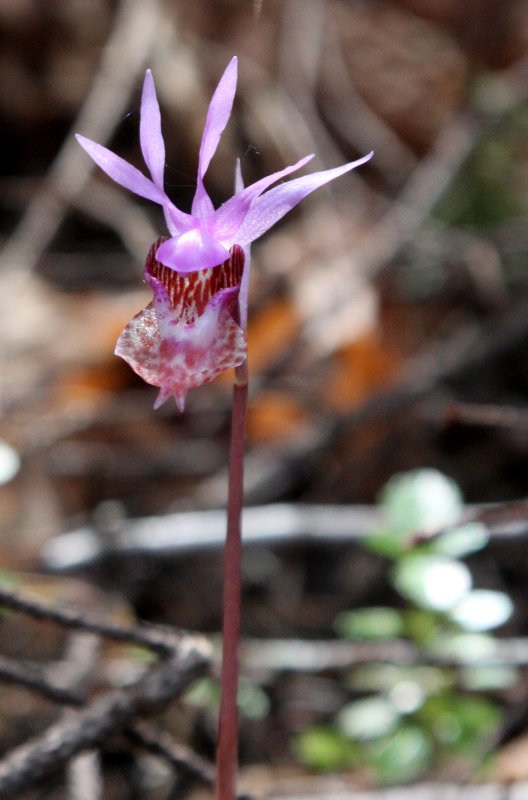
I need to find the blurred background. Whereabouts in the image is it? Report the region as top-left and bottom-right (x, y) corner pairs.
(2, 0), (528, 797)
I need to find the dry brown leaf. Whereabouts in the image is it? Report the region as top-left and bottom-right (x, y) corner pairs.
(247, 298), (301, 375)
(324, 333), (401, 412)
(247, 390), (310, 445)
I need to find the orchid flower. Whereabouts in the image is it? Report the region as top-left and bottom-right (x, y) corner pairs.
(76, 57), (372, 409)
(115, 239), (246, 412)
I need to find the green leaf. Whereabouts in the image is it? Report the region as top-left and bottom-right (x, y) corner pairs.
(403, 609), (442, 644)
(295, 727), (358, 771)
(365, 529), (408, 559)
(337, 696), (399, 741)
(335, 607), (404, 641)
(0, 570), (22, 590)
(367, 470), (464, 559)
(183, 677), (220, 708)
(460, 664), (519, 691)
(349, 664), (450, 696)
(393, 554), (471, 611)
(348, 664), (405, 693)
(420, 694), (502, 752)
(449, 590), (513, 632)
(429, 632), (498, 663)
(367, 725), (433, 784)
(434, 523), (489, 558)
(184, 677), (270, 720)
(380, 469), (462, 534)
(237, 682), (270, 720)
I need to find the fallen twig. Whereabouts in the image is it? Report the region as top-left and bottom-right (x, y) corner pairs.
(268, 781), (528, 800)
(0, 0), (166, 275)
(240, 636), (528, 674)
(0, 654), (84, 707)
(42, 496), (528, 573)
(0, 586), (175, 655)
(0, 634), (211, 798)
(128, 721), (216, 787)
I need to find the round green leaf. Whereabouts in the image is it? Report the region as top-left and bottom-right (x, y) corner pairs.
(434, 523), (489, 558)
(421, 694), (502, 752)
(337, 696), (399, 741)
(460, 664), (519, 691)
(403, 609), (442, 644)
(367, 725), (433, 784)
(335, 607), (404, 640)
(183, 677), (220, 708)
(295, 727), (357, 771)
(237, 682), (270, 720)
(379, 469), (462, 534)
(393, 554), (472, 611)
(350, 664), (449, 696)
(429, 632), (497, 663)
(449, 590), (513, 632)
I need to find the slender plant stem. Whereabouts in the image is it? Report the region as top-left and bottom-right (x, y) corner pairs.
(215, 359), (248, 800)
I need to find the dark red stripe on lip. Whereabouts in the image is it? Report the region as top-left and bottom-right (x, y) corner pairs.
(146, 238), (244, 321)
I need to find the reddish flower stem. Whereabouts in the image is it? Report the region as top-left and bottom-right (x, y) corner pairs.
(215, 359), (248, 800)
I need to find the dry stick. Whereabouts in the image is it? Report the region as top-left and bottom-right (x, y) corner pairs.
(0, 635), (210, 798)
(215, 361), (248, 800)
(44, 495), (528, 573)
(269, 781), (528, 800)
(67, 751), (103, 800)
(0, 654), (84, 707)
(0, 0), (164, 275)
(0, 657), (217, 791)
(58, 633), (103, 800)
(0, 586), (174, 656)
(443, 401), (528, 430)
(128, 721), (215, 787)
(240, 636), (528, 673)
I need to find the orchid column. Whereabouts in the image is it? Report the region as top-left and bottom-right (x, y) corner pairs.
(77, 57), (372, 800)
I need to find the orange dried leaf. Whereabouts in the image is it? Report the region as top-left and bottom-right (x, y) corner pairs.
(247, 298), (301, 374)
(247, 391), (308, 444)
(325, 334), (401, 411)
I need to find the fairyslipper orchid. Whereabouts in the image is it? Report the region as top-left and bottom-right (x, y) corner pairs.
(76, 57), (372, 409)
(76, 58), (373, 800)
(115, 239), (246, 412)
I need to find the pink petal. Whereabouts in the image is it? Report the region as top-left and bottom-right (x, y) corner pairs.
(76, 134), (165, 204)
(212, 154), (315, 240)
(140, 70), (165, 189)
(236, 151), (374, 245)
(115, 289), (246, 412)
(115, 301), (163, 386)
(164, 200), (195, 237)
(192, 56), (238, 219)
(156, 228), (230, 274)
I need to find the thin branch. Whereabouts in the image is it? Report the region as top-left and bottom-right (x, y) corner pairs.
(128, 721), (215, 787)
(269, 781), (528, 800)
(0, 0), (166, 275)
(67, 750), (103, 800)
(0, 635), (211, 799)
(42, 494), (528, 574)
(42, 503), (380, 570)
(322, 17), (417, 185)
(440, 400), (528, 430)
(356, 53), (528, 283)
(240, 636), (528, 673)
(0, 586), (176, 656)
(0, 654), (84, 707)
